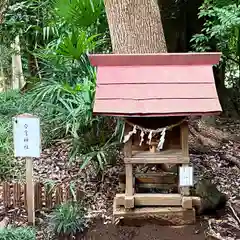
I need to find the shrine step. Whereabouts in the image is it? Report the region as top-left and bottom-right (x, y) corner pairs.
(124, 149), (189, 164)
(115, 193), (193, 209)
(113, 199), (196, 226)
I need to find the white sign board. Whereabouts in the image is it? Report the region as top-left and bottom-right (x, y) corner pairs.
(179, 166), (193, 187)
(13, 114), (41, 158)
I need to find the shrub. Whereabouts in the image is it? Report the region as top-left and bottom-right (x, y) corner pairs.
(0, 226), (36, 240)
(28, 62), (123, 172)
(48, 201), (88, 237)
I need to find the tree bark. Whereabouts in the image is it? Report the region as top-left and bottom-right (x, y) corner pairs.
(0, 62), (5, 92)
(11, 35), (25, 90)
(104, 0), (168, 172)
(0, 0), (7, 24)
(104, 0), (167, 54)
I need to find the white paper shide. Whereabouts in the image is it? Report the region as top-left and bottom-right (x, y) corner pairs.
(13, 114), (41, 158)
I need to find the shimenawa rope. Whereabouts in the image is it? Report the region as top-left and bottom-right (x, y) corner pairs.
(123, 117), (187, 151)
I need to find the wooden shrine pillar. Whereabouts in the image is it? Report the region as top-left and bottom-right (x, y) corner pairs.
(124, 123), (134, 208)
(180, 121), (190, 196)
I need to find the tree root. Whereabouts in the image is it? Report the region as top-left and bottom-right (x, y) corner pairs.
(228, 202), (240, 226)
(219, 153), (240, 169)
(0, 217), (9, 228)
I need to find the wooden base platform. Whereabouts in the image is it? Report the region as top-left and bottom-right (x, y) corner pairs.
(113, 199), (196, 226)
(115, 193), (193, 209)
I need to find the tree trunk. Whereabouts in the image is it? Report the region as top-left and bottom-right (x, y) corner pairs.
(0, 62), (5, 92)
(104, 0), (167, 54)
(104, 0), (168, 172)
(11, 35), (25, 90)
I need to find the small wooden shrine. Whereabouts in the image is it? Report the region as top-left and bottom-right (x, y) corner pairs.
(88, 53), (222, 225)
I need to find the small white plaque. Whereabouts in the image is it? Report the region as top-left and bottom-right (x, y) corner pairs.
(179, 166), (193, 187)
(13, 114), (41, 158)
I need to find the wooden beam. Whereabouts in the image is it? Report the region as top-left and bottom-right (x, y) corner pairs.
(116, 193), (186, 206)
(125, 156), (189, 164)
(180, 122), (190, 196)
(125, 149), (189, 164)
(125, 196), (134, 208)
(123, 123), (134, 208)
(180, 122), (189, 156)
(119, 172), (178, 193)
(113, 199), (196, 226)
(26, 157), (35, 225)
(131, 149), (188, 158)
(123, 123), (132, 158)
(3, 182), (10, 208)
(119, 172), (178, 184)
(125, 163), (134, 208)
(119, 183), (178, 193)
(182, 197), (193, 209)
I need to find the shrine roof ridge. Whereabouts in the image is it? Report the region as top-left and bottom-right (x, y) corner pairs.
(88, 52), (222, 67)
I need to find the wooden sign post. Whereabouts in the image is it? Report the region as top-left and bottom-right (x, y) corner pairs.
(13, 114), (41, 226)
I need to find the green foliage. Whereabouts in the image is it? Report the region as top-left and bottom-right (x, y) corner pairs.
(30, 76), (95, 138)
(54, 0), (105, 29)
(49, 202), (87, 236)
(191, 0), (240, 97)
(0, 44), (13, 70)
(28, 62), (122, 172)
(0, 44), (15, 89)
(0, 226), (36, 240)
(191, 2), (240, 57)
(58, 31), (101, 60)
(72, 117), (123, 171)
(25, 0), (117, 172)
(0, 0), (52, 41)
(0, 0), (117, 176)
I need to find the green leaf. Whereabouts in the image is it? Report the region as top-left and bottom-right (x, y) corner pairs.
(70, 182), (77, 201)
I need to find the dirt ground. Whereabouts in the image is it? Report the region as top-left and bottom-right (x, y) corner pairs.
(84, 220), (206, 240)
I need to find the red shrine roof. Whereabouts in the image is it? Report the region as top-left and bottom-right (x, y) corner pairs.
(88, 53), (222, 117)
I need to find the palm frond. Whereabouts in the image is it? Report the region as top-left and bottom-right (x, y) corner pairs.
(53, 0), (104, 28)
